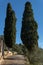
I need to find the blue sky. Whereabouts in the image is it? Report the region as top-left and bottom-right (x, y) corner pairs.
(0, 0), (43, 48)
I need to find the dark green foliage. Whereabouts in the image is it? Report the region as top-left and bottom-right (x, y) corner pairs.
(12, 44), (23, 54)
(4, 3), (16, 48)
(21, 44), (29, 56)
(21, 2), (39, 52)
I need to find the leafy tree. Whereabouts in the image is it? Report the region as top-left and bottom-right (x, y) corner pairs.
(4, 3), (16, 48)
(21, 2), (39, 52)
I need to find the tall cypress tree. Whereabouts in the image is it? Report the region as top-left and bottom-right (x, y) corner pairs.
(4, 3), (16, 48)
(21, 2), (39, 52)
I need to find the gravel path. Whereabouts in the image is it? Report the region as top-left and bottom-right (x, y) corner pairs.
(0, 54), (26, 65)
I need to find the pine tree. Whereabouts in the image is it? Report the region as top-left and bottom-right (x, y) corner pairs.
(4, 3), (16, 48)
(21, 2), (39, 52)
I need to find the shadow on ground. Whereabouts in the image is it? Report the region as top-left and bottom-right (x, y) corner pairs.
(4, 55), (25, 60)
(0, 55), (25, 65)
(1, 64), (25, 65)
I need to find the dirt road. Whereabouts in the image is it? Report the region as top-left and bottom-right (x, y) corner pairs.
(0, 54), (26, 65)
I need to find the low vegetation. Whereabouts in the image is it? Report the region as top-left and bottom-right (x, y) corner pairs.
(9, 44), (43, 65)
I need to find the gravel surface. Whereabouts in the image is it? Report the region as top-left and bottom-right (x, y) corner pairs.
(0, 52), (26, 65)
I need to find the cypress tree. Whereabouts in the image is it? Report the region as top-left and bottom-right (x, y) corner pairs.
(4, 3), (16, 48)
(21, 2), (39, 52)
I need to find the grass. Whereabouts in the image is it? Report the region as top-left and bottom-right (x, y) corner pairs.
(25, 48), (43, 65)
